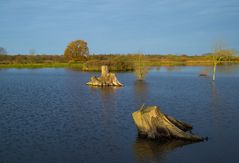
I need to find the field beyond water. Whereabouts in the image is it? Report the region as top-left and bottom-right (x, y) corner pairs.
(1, 54), (239, 71)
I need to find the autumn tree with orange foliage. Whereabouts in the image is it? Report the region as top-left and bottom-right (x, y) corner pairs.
(64, 40), (89, 61)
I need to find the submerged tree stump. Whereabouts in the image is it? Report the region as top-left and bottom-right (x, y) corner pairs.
(199, 70), (209, 77)
(132, 105), (205, 141)
(86, 65), (123, 87)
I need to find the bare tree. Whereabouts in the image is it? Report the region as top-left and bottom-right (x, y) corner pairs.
(29, 48), (36, 55)
(0, 47), (7, 55)
(134, 54), (149, 80)
(212, 41), (235, 81)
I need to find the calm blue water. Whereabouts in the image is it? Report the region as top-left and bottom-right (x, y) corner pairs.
(0, 66), (239, 163)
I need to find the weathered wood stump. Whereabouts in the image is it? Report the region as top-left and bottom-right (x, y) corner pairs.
(132, 105), (205, 141)
(86, 65), (123, 87)
(199, 71), (209, 77)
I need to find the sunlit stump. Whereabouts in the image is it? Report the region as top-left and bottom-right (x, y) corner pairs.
(86, 65), (123, 87)
(132, 105), (205, 141)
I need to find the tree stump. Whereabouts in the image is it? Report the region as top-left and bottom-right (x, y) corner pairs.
(132, 105), (205, 141)
(101, 65), (109, 77)
(199, 70), (209, 77)
(86, 65), (123, 87)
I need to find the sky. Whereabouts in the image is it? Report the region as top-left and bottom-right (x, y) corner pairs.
(0, 0), (238, 55)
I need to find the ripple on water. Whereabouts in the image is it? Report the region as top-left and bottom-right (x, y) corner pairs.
(0, 67), (239, 163)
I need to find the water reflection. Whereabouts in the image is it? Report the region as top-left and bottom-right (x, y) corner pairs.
(133, 138), (193, 163)
(211, 82), (220, 107)
(134, 80), (149, 106)
(89, 86), (121, 123)
(201, 64), (239, 75)
(209, 81), (222, 130)
(216, 64), (239, 74)
(66, 67), (84, 72)
(156, 67), (161, 72)
(89, 86), (120, 100)
(165, 66), (182, 72)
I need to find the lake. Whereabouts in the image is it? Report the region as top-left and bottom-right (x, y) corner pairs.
(0, 66), (239, 163)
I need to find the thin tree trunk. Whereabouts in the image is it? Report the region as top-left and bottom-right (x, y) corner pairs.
(213, 62), (217, 81)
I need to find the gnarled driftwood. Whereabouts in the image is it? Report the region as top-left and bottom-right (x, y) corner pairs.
(132, 105), (205, 141)
(87, 65), (123, 87)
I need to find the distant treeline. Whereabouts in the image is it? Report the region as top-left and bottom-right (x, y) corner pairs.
(0, 54), (66, 64)
(1, 54), (239, 71)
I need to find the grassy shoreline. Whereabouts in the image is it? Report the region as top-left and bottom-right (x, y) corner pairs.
(1, 61), (239, 71)
(1, 54), (239, 71)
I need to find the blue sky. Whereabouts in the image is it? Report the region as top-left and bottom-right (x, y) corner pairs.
(0, 0), (238, 55)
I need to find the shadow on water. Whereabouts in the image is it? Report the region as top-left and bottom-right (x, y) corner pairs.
(133, 138), (194, 163)
(134, 80), (149, 106)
